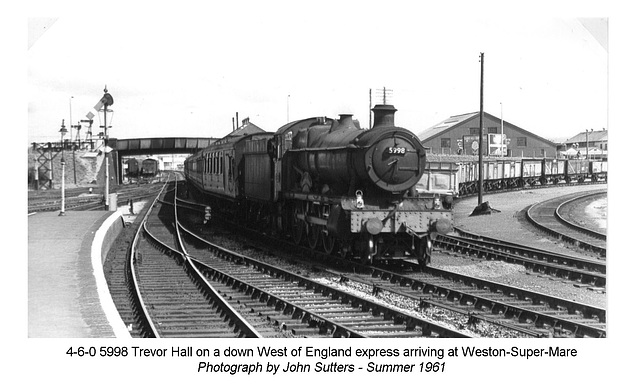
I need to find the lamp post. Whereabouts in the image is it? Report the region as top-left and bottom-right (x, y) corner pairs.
(500, 102), (504, 157)
(59, 120), (67, 216)
(69, 96), (74, 143)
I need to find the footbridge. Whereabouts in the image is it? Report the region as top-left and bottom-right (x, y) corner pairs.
(113, 136), (217, 156)
(112, 136), (217, 182)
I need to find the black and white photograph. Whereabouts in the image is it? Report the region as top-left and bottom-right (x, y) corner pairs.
(10, 1), (638, 384)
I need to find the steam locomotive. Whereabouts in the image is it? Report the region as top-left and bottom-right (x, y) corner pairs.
(184, 105), (454, 266)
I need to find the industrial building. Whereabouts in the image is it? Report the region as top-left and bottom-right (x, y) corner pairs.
(559, 129), (607, 160)
(417, 112), (558, 158)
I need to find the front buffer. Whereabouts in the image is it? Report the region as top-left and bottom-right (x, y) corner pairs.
(327, 195), (453, 266)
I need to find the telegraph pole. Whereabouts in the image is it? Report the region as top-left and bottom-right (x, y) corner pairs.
(478, 52), (484, 206)
(369, 89), (372, 129)
(500, 102), (504, 157)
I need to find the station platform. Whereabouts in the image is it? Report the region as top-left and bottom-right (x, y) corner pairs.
(28, 210), (130, 338)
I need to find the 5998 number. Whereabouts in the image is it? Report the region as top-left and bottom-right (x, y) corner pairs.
(387, 147), (406, 155)
(67, 346), (128, 357)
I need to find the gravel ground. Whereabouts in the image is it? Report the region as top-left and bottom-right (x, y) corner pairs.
(195, 228), (536, 337)
(432, 184), (608, 309)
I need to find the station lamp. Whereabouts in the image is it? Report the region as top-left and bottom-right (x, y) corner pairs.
(59, 120), (68, 216)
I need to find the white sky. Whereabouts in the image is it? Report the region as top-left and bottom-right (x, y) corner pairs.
(25, 2), (609, 144)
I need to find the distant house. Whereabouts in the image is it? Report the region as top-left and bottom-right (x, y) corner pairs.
(559, 129), (607, 160)
(417, 112), (558, 158)
(216, 117), (265, 143)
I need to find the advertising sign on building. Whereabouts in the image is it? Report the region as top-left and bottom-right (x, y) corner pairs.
(462, 135), (487, 155)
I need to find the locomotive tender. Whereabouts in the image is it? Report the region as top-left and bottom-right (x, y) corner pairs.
(184, 105), (454, 265)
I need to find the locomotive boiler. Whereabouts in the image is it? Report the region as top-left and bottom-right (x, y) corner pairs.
(281, 105), (425, 195)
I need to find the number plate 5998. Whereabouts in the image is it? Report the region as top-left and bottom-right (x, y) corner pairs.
(387, 147), (406, 155)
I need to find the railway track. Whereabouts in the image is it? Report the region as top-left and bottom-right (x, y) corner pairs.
(339, 262), (606, 338)
(27, 173), (175, 213)
(126, 178), (265, 338)
(179, 225), (472, 338)
(556, 191), (607, 240)
(526, 190), (607, 257)
(27, 184), (164, 212)
(122, 178), (471, 338)
(435, 232), (606, 287)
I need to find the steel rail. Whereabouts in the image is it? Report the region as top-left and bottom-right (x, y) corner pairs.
(436, 234), (605, 287)
(361, 263), (606, 338)
(526, 199), (606, 257)
(555, 191), (607, 241)
(172, 185), (263, 338)
(126, 176), (175, 337)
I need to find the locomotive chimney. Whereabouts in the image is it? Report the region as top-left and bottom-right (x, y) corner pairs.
(371, 104), (397, 128)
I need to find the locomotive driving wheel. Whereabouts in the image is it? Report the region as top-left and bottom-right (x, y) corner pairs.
(308, 224), (321, 249)
(292, 203), (306, 245)
(321, 230), (337, 254)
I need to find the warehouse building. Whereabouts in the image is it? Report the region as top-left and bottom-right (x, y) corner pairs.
(558, 128), (607, 160)
(417, 112), (558, 158)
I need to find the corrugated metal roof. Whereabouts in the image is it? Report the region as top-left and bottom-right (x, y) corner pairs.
(415, 112), (477, 140)
(418, 111), (557, 147)
(564, 130), (608, 143)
